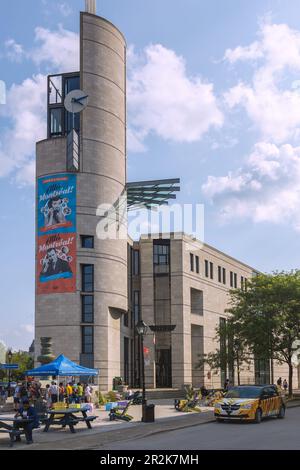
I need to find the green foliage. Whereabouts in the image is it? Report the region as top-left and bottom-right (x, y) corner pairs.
(97, 391), (107, 405)
(4, 351), (33, 381)
(226, 270), (300, 396)
(106, 390), (118, 402)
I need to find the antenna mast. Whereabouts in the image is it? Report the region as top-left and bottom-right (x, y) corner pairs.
(85, 0), (96, 14)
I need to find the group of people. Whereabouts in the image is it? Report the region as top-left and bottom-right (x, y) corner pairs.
(277, 377), (288, 393)
(44, 381), (93, 407)
(12, 380), (93, 411)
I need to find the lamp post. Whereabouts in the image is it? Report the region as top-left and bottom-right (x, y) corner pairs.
(7, 349), (13, 398)
(136, 319), (148, 416)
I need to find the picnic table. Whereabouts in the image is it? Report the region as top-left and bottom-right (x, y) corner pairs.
(0, 417), (34, 447)
(43, 406), (97, 434)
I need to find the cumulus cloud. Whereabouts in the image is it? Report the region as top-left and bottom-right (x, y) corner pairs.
(0, 26), (79, 185)
(0, 74), (46, 183)
(5, 39), (25, 63)
(127, 44), (223, 151)
(224, 22), (300, 143)
(30, 26), (79, 71)
(202, 142), (300, 230)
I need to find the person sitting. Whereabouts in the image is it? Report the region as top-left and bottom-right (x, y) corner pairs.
(14, 399), (40, 445)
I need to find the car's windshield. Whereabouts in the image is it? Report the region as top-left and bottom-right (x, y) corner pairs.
(224, 387), (262, 399)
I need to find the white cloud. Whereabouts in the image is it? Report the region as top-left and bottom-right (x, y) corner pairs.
(31, 26), (79, 72)
(58, 2), (72, 17)
(0, 26), (79, 185)
(0, 74), (46, 183)
(127, 44), (223, 151)
(224, 22), (300, 143)
(5, 39), (25, 63)
(202, 142), (300, 230)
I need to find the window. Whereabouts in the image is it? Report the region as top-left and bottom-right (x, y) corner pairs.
(82, 326), (93, 354)
(124, 311), (129, 327)
(218, 266), (222, 283)
(195, 256), (199, 274)
(234, 273), (237, 288)
(82, 265), (94, 292)
(191, 288), (203, 315)
(153, 244), (169, 265)
(230, 271), (233, 287)
(210, 262), (214, 280)
(222, 268), (226, 285)
(81, 236), (94, 249)
(241, 276), (244, 289)
(205, 260), (209, 278)
(133, 291), (140, 326)
(190, 253), (194, 272)
(50, 108), (63, 136)
(132, 250), (140, 275)
(82, 295), (94, 323)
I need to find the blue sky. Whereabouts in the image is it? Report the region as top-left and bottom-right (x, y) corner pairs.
(1, 0), (300, 350)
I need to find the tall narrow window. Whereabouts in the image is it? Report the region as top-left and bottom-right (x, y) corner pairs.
(205, 260), (209, 278)
(81, 295), (94, 323)
(230, 271), (233, 287)
(82, 265), (94, 292)
(234, 273), (237, 288)
(133, 291), (140, 326)
(190, 253), (194, 272)
(223, 268), (226, 285)
(195, 256), (199, 274)
(82, 326), (93, 354)
(218, 266), (222, 283)
(210, 262), (214, 280)
(132, 250), (140, 275)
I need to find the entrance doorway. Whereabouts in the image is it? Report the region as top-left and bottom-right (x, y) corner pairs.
(156, 349), (172, 388)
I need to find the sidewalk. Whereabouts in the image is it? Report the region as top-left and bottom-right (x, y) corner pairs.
(0, 401), (214, 451)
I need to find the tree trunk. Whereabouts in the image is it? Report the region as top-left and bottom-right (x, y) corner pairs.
(270, 355), (274, 384)
(237, 355), (241, 385)
(288, 361), (293, 397)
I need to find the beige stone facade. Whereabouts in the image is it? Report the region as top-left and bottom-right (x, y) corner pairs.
(123, 233), (299, 391)
(35, 11), (298, 392)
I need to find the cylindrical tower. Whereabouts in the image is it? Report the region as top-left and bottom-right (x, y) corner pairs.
(35, 10), (127, 390)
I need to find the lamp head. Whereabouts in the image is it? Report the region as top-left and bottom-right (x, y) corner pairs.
(136, 320), (148, 336)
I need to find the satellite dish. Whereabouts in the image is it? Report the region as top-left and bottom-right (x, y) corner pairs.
(64, 90), (89, 114)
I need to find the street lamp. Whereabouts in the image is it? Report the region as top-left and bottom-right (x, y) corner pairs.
(136, 319), (148, 411)
(7, 349), (13, 398)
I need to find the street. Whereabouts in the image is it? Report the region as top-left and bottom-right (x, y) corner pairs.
(102, 407), (300, 450)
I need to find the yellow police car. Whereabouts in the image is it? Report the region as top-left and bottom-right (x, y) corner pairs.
(214, 385), (286, 423)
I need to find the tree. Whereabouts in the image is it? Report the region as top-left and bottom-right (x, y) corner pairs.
(226, 271), (300, 397)
(198, 317), (250, 386)
(5, 351), (34, 382)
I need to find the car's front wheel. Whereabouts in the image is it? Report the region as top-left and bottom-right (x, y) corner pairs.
(277, 405), (285, 419)
(254, 408), (262, 423)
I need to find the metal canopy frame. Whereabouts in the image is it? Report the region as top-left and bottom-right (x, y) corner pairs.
(126, 178), (180, 211)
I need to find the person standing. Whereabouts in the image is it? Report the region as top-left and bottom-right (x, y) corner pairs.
(49, 381), (58, 404)
(66, 382), (73, 404)
(59, 383), (65, 402)
(283, 379), (288, 394)
(277, 377), (282, 388)
(84, 383), (92, 404)
(77, 383), (84, 403)
(224, 378), (230, 392)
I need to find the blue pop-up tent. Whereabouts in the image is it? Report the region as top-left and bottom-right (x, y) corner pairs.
(25, 354), (99, 378)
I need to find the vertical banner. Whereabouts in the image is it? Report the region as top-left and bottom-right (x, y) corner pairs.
(37, 173), (77, 295)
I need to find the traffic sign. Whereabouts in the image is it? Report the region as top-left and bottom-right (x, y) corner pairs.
(0, 364), (19, 370)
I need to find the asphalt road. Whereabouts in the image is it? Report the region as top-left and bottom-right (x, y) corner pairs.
(103, 407), (300, 450)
